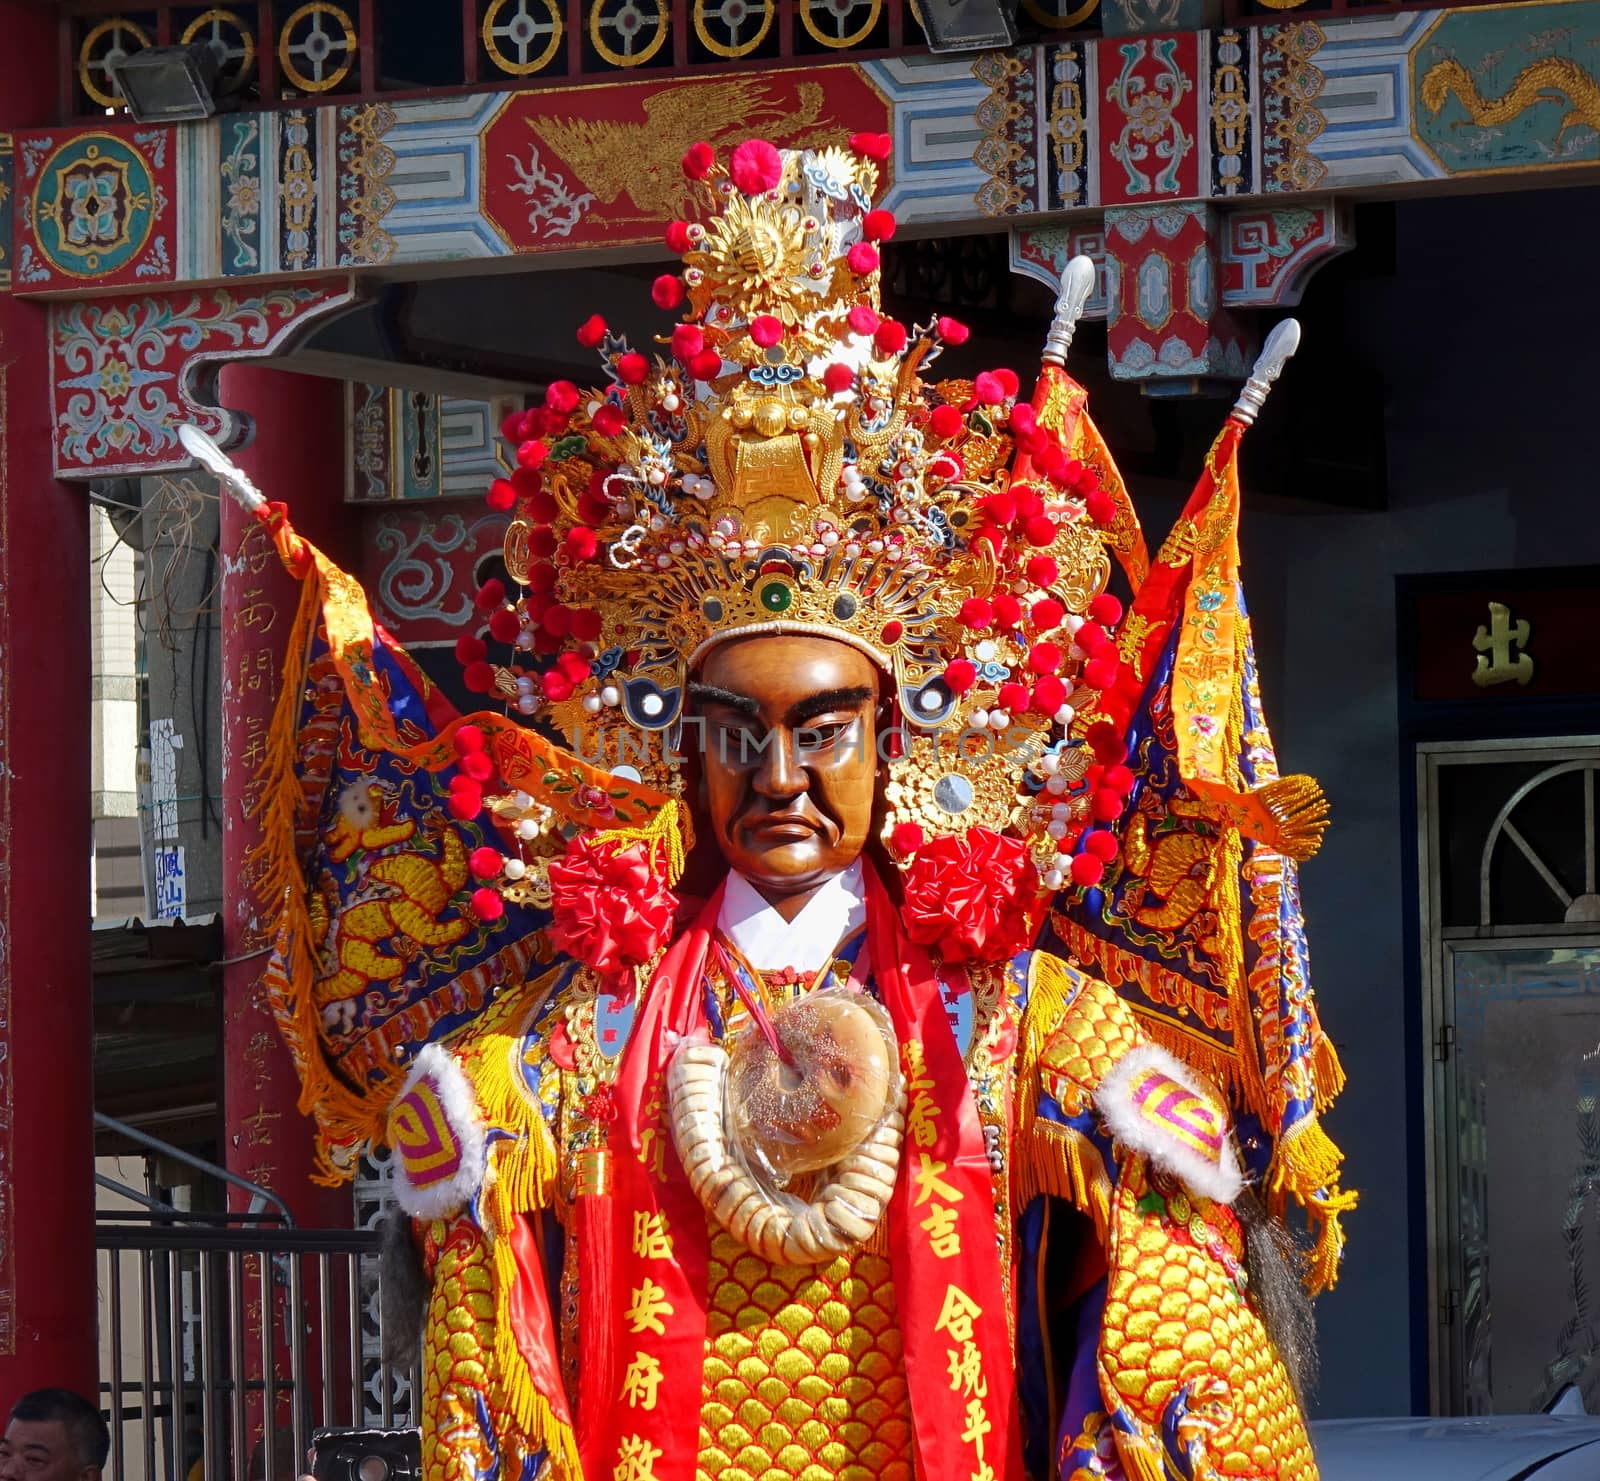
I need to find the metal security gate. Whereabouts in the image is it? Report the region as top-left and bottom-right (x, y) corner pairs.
(97, 1226), (420, 1481)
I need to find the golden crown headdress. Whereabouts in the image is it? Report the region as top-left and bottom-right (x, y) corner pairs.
(463, 134), (1137, 892)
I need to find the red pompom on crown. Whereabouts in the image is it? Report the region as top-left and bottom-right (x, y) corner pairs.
(862, 209), (897, 242)
(682, 141), (715, 179)
(847, 304), (880, 337)
(729, 138), (783, 194)
(471, 886), (506, 922)
(848, 131), (892, 161)
(847, 242), (880, 275)
(469, 846), (502, 879)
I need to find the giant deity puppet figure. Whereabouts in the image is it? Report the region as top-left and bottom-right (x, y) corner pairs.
(215, 132), (1352, 1481)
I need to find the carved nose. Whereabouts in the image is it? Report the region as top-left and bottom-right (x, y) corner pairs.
(753, 731), (805, 800)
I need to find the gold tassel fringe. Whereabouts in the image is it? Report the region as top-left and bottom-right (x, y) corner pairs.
(1256, 775), (1330, 863)
(1014, 953), (1114, 1235)
(466, 983), (562, 1216)
(1272, 1117), (1344, 1194)
(249, 573), (386, 1183)
(487, 1171), (582, 1478)
(1312, 1034), (1346, 1110)
(1016, 951), (1077, 1130)
(1015, 1123), (1112, 1239)
(1111, 1433), (1169, 1481)
(1270, 1119), (1359, 1297)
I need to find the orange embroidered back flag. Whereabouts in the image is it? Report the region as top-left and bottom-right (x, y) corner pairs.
(247, 502), (680, 1182)
(1055, 415), (1354, 1293)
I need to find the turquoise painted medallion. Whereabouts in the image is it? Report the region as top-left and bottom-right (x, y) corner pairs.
(33, 132), (156, 277)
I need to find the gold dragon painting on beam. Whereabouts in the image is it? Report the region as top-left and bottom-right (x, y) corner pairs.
(1414, 2), (1600, 176)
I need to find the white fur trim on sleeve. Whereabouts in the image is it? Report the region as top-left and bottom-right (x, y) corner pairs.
(386, 1044), (488, 1221)
(1095, 1043), (1243, 1206)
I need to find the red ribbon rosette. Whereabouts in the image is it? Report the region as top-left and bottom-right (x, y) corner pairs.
(899, 827), (1041, 964)
(547, 834), (678, 978)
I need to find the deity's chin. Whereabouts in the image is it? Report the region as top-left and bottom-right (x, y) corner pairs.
(726, 827), (837, 891)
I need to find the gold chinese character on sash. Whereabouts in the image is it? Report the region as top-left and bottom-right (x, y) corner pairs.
(920, 1203), (962, 1258)
(959, 1397), (992, 1447)
(934, 1284), (983, 1344)
(625, 1278), (674, 1335)
(613, 1435), (662, 1481)
(907, 1097), (941, 1148)
(1472, 601), (1534, 688)
(914, 1154), (962, 1206)
(946, 1340), (988, 1398)
(620, 1352), (664, 1410)
(631, 1211), (673, 1260)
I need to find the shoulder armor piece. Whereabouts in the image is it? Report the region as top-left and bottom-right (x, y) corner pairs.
(1031, 958), (1143, 1108)
(388, 1043), (487, 1220)
(1095, 1043), (1242, 1206)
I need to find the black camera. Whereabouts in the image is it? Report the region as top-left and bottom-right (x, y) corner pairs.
(310, 1428), (422, 1481)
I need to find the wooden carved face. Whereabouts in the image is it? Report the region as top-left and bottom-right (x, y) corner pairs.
(691, 633), (881, 902)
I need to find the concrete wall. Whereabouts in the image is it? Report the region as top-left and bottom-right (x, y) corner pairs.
(1234, 184), (1600, 1417)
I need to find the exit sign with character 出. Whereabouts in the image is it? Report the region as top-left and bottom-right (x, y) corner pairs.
(1403, 567), (1600, 706)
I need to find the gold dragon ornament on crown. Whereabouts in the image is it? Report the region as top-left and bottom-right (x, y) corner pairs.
(451, 133), (1136, 961)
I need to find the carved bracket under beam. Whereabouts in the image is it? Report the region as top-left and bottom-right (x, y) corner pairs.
(48, 277), (361, 479)
(1009, 199), (1354, 318)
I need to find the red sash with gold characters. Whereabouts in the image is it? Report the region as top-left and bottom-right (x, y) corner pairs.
(577, 888), (723, 1481)
(864, 867), (1024, 1481)
(577, 869), (1022, 1481)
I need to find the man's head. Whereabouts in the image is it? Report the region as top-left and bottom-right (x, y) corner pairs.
(0, 1391), (109, 1481)
(690, 633), (882, 909)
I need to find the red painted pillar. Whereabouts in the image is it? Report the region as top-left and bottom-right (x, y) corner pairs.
(0, 2), (98, 1406)
(217, 361), (352, 1226)
(216, 365), (358, 1458)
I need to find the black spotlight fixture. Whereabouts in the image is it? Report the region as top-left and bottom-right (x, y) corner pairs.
(918, 0), (1018, 52)
(108, 44), (223, 124)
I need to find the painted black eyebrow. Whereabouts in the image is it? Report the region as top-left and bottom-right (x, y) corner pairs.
(786, 686), (874, 728)
(688, 681), (760, 717)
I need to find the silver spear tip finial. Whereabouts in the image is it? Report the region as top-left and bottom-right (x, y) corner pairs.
(178, 423), (264, 512)
(1041, 255), (1097, 367)
(1232, 319), (1301, 427)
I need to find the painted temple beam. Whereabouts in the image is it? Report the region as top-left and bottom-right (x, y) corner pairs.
(13, 0), (1600, 446)
(34, 189), (1356, 484)
(9, 3), (1600, 300)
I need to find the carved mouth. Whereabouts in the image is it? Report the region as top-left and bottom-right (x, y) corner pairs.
(747, 816), (820, 841)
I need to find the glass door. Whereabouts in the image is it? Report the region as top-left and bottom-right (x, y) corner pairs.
(1443, 942), (1600, 1413)
(1419, 740), (1600, 1412)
